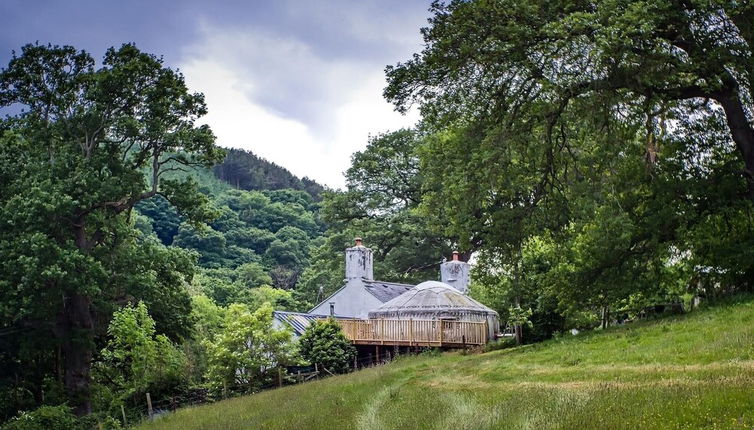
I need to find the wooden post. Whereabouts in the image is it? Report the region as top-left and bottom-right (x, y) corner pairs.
(297, 370), (301, 383)
(439, 320), (444, 346)
(354, 354), (358, 370)
(146, 392), (153, 419)
(278, 367), (283, 388)
(380, 319), (384, 345)
(462, 335), (467, 353)
(409, 318), (413, 346)
(121, 404), (127, 426)
(375, 345), (380, 362)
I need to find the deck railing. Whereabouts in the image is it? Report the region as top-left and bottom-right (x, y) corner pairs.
(337, 318), (488, 347)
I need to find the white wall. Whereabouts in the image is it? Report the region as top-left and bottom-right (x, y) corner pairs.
(310, 278), (383, 319)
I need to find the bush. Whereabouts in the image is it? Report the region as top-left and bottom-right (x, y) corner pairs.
(482, 337), (517, 353)
(1, 405), (79, 430)
(299, 319), (356, 374)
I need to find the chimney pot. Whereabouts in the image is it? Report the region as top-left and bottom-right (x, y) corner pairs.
(452, 251), (459, 261)
(355, 237), (363, 247)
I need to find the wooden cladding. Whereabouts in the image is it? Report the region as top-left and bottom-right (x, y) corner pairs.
(337, 318), (488, 346)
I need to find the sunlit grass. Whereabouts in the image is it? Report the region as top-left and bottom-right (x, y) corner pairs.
(139, 297), (754, 429)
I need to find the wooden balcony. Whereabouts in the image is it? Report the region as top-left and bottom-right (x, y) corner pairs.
(337, 318), (489, 347)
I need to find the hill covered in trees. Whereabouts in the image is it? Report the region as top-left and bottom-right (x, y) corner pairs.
(213, 148), (325, 198)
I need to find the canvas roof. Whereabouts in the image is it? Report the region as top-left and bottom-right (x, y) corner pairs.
(369, 281), (498, 317)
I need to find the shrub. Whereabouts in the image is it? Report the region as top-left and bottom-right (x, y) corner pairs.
(1, 405), (79, 430)
(299, 319), (356, 374)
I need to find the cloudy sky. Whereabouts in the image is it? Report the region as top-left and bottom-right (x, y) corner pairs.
(0, 1), (429, 188)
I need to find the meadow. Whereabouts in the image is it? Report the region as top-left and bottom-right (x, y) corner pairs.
(139, 297), (754, 429)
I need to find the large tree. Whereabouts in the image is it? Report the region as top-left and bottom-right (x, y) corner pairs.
(383, 0), (754, 330)
(386, 0), (753, 197)
(0, 44), (223, 414)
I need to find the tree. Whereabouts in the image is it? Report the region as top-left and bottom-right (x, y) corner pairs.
(299, 129), (454, 304)
(381, 0), (754, 330)
(386, 0), (754, 198)
(0, 43), (223, 414)
(236, 262), (273, 288)
(204, 303), (296, 393)
(95, 302), (185, 403)
(298, 319), (355, 374)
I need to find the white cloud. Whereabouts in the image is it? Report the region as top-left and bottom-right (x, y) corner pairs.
(178, 10), (423, 189)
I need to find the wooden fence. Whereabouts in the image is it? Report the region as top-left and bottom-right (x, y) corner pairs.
(337, 318), (488, 347)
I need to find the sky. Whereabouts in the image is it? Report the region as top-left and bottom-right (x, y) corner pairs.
(0, 0), (430, 188)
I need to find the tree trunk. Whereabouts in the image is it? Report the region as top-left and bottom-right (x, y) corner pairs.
(60, 292), (94, 416)
(714, 88), (754, 200)
(514, 324), (523, 345)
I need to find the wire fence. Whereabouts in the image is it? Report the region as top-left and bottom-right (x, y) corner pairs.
(132, 350), (411, 426)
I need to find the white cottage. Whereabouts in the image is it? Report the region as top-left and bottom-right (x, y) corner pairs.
(274, 238), (498, 342)
(308, 239), (474, 319)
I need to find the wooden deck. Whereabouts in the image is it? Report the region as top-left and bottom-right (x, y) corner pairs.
(338, 318), (489, 347)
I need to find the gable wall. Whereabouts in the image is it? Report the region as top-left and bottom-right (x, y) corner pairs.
(310, 278), (383, 319)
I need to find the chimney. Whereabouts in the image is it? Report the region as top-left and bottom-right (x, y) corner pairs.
(345, 237), (373, 280)
(441, 251), (470, 294)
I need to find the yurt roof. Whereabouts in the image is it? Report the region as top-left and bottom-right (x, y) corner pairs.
(369, 281), (498, 316)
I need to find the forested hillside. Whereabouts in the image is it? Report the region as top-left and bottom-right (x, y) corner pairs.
(136, 157), (326, 305)
(213, 149), (325, 198)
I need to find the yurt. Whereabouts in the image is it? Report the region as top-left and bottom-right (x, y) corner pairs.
(368, 280), (500, 340)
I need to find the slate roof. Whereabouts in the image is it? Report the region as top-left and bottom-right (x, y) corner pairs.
(363, 280), (415, 303)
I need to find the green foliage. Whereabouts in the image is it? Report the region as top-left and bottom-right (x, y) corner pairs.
(95, 302), (186, 401)
(379, 0), (754, 339)
(1, 405), (81, 430)
(236, 262), (273, 288)
(302, 130), (453, 304)
(204, 303), (297, 393)
(0, 42), (224, 414)
(298, 318), (356, 374)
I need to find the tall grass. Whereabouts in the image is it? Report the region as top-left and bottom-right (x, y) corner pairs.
(139, 297), (754, 429)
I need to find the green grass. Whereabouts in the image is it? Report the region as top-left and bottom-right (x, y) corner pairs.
(139, 297), (754, 429)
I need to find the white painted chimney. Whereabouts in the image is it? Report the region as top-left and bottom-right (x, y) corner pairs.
(441, 251), (470, 294)
(345, 237), (373, 280)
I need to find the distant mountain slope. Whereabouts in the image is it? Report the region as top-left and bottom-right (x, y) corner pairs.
(214, 148), (326, 198)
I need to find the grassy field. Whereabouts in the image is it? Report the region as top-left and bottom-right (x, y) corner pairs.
(139, 297), (754, 429)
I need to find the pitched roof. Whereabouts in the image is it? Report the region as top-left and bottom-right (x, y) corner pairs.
(363, 280), (415, 303)
(272, 311), (333, 337)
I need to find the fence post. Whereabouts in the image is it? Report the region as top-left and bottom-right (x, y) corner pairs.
(439, 320), (444, 346)
(121, 404), (127, 426)
(354, 354), (358, 370)
(146, 392), (153, 419)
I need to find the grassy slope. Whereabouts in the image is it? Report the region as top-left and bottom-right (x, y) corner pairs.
(140, 298), (754, 430)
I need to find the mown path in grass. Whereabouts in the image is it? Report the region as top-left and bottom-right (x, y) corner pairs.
(139, 298), (754, 429)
